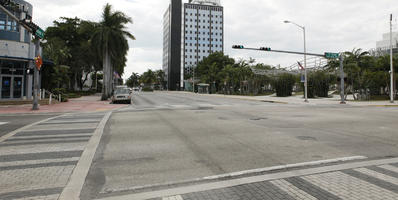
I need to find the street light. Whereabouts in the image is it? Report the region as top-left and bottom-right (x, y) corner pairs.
(284, 20), (308, 102)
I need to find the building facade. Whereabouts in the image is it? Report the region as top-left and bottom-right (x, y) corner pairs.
(374, 32), (398, 55)
(0, 0), (35, 100)
(163, 0), (223, 90)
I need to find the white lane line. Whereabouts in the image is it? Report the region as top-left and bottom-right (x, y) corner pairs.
(0, 122), (9, 126)
(271, 179), (317, 200)
(203, 156), (368, 180)
(162, 195), (183, 200)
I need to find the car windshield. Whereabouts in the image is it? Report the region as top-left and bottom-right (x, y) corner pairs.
(114, 88), (130, 94)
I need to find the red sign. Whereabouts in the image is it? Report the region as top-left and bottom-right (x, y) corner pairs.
(35, 56), (43, 71)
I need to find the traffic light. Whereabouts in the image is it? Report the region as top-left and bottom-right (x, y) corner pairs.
(260, 47), (271, 51)
(232, 45), (244, 49)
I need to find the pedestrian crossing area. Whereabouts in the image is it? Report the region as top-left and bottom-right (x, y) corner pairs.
(0, 113), (106, 200)
(156, 161), (398, 200)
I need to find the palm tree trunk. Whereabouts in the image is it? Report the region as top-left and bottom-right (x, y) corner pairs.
(102, 49), (110, 100)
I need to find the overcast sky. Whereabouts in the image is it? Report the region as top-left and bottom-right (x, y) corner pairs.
(29, 0), (398, 79)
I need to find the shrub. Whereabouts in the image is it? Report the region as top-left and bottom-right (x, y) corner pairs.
(306, 71), (332, 98)
(142, 87), (154, 92)
(272, 73), (296, 97)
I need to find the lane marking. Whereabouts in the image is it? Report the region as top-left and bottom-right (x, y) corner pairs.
(0, 122), (9, 126)
(202, 156), (368, 180)
(162, 195), (183, 200)
(59, 112), (112, 200)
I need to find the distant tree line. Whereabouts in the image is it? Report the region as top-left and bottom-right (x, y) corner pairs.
(187, 50), (397, 100)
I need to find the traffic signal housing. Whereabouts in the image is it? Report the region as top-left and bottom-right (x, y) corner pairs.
(232, 45), (244, 49)
(260, 47), (271, 51)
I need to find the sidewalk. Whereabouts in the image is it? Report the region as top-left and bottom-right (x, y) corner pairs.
(195, 92), (398, 107)
(0, 95), (127, 114)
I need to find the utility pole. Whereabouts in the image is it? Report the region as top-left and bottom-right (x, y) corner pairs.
(303, 26), (308, 103)
(390, 14), (394, 103)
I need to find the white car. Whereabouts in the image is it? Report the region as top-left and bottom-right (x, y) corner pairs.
(112, 88), (132, 104)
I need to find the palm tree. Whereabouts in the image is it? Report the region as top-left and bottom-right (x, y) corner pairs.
(92, 3), (135, 100)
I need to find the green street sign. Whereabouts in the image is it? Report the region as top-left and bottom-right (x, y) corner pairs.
(35, 28), (44, 39)
(325, 52), (339, 59)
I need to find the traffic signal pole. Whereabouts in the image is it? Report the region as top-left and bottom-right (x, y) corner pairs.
(32, 40), (40, 110)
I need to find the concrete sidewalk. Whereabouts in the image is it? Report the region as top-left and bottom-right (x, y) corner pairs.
(0, 95), (127, 114)
(187, 92), (398, 107)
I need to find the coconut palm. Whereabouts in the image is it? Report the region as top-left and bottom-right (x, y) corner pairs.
(92, 3), (135, 100)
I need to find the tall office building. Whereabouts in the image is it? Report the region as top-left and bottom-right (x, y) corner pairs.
(163, 0), (223, 90)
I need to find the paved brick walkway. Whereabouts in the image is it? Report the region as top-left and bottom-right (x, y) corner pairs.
(0, 113), (107, 200)
(0, 95), (126, 114)
(156, 162), (398, 200)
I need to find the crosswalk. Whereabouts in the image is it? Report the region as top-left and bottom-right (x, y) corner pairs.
(157, 161), (398, 200)
(0, 113), (106, 200)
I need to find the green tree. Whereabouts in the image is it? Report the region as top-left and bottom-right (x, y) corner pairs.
(92, 3), (135, 100)
(140, 70), (157, 85)
(126, 72), (140, 88)
(196, 52), (235, 93)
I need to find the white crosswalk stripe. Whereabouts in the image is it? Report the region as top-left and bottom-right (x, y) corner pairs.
(354, 168), (398, 185)
(163, 195), (183, 200)
(271, 179), (317, 200)
(0, 122), (9, 126)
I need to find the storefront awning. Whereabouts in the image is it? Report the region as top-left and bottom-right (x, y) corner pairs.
(0, 56), (33, 62)
(0, 56), (55, 66)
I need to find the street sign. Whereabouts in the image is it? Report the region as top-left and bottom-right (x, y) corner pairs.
(35, 28), (45, 39)
(35, 55), (43, 70)
(324, 52), (339, 59)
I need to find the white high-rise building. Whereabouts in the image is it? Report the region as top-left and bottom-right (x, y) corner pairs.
(376, 32), (398, 50)
(163, 0), (224, 90)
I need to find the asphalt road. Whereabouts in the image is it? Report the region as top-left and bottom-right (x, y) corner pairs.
(0, 114), (58, 137)
(82, 91), (398, 199)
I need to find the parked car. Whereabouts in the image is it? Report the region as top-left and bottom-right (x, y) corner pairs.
(112, 87), (132, 104)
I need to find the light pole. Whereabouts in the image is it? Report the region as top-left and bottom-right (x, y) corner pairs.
(284, 20), (308, 102)
(390, 14), (394, 103)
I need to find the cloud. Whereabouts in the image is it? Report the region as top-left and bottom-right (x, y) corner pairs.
(28, 0), (398, 80)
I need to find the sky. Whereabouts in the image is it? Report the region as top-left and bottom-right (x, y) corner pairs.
(29, 0), (398, 80)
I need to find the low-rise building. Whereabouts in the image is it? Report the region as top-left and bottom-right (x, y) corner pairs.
(0, 0), (36, 100)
